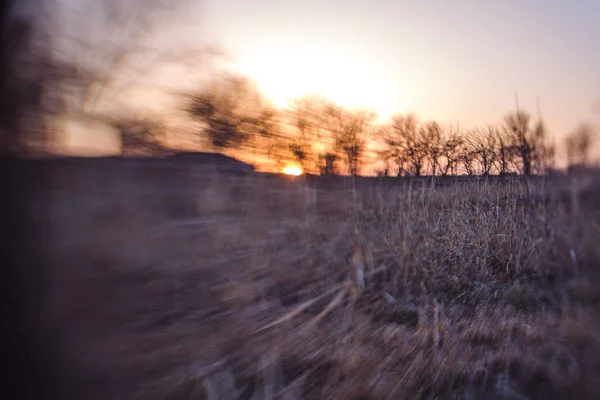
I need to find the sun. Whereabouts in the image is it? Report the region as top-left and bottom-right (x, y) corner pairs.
(233, 40), (397, 121)
(282, 166), (303, 176)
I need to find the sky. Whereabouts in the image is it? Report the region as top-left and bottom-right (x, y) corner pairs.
(202, 0), (600, 139)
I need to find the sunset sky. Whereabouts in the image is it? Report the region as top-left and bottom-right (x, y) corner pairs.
(202, 0), (600, 137)
(57, 0), (600, 158)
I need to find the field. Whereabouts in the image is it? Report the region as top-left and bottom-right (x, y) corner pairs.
(17, 158), (600, 399)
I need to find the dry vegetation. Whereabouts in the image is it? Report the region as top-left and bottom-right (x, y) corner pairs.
(4, 3), (600, 398)
(33, 158), (600, 400)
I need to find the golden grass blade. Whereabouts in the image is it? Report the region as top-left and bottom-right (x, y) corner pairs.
(254, 281), (351, 334)
(306, 286), (349, 329)
(350, 241), (366, 293)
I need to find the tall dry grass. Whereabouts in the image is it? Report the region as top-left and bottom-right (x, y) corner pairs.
(38, 158), (600, 399)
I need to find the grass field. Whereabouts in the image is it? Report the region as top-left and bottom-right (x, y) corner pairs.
(33, 158), (600, 399)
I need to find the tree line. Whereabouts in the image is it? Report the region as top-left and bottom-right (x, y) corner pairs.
(1, 1), (596, 175)
(184, 73), (597, 176)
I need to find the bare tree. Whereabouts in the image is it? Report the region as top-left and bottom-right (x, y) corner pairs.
(289, 144), (307, 169)
(285, 96), (333, 173)
(565, 123), (596, 169)
(54, 0), (200, 114)
(502, 110), (547, 176)
(468, 126), (497, 175)
(458, 143), (476, 176)
(380, 122), (406, 177)
(35, 0), (208, 155)
(115, 117), (167, 155)
(319, 152), (338, 175)
(495, 128), (516, 175)
(437, 128), (462, 176)
(420, 121), (443, 176)
(186, 74), (268, 150)
(325, 104), (376, 176)
(0, 0), (65, 155)
(405, 136), (426, 176)
(384, 114), (426, 177)
(376, 135), (399, 177)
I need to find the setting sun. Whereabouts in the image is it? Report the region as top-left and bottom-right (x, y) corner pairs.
(233, 40), (398, 121)
(282, 166), (303, 176)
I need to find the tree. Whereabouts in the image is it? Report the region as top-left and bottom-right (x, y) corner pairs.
(319, 152), (338, 175)
(380, 123), (404, 177)
(565, 123), (596, 169)
(458, 142), (476, 176)
(54, 0), (200, 115)
(384, 114), (426, 177)
(186, 74), (267, 150)
(114, 117), (167, 155)
(502, 110), (547, 176)
(38, 0), (206, 155)
(439, 129), (463, 176)
(420, 121), (443, 176)
(0, 0), (64, 156)
(289, 144), (307, 169)
(494, 128), (517, 175)
(468, 126), (497, 175)
(324, 104), (376, 176)
(286, 96), (332, 173)
(531, 120), (552, 175)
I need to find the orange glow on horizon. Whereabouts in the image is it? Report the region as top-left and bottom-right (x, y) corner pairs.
(282, 166), (303, 176)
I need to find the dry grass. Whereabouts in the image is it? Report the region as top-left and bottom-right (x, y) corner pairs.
(37, 159), (600, 399)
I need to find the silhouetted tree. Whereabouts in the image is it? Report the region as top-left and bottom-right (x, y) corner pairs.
(186, 74), (267, 150)
(319, 152), (338, 175)
(290, 144), (307, 168)
(458, 140), (476, 175)
(420, 121), (443, 176)
(30, 0), (205, 155)
(439, 129), (463, 176)
(502, 110), (547, 176)
(380, 123), (404, 177)
(325, 104), (376, 176)
(0, 1), (64, 155)
(565, 123), (596, 169)
(285, 96), (333, 173)
(55, 0), (199, 115)
(255, 107), (280, 138)
(495, 128), (516, 175)
(468, 126), (497, 175)
(378, 149), (401, 177)
(113, 117), (167, 155)
(384, 114), (426, 176)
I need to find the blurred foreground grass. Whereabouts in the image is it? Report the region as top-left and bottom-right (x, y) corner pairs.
(33, 158), (600, 399)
